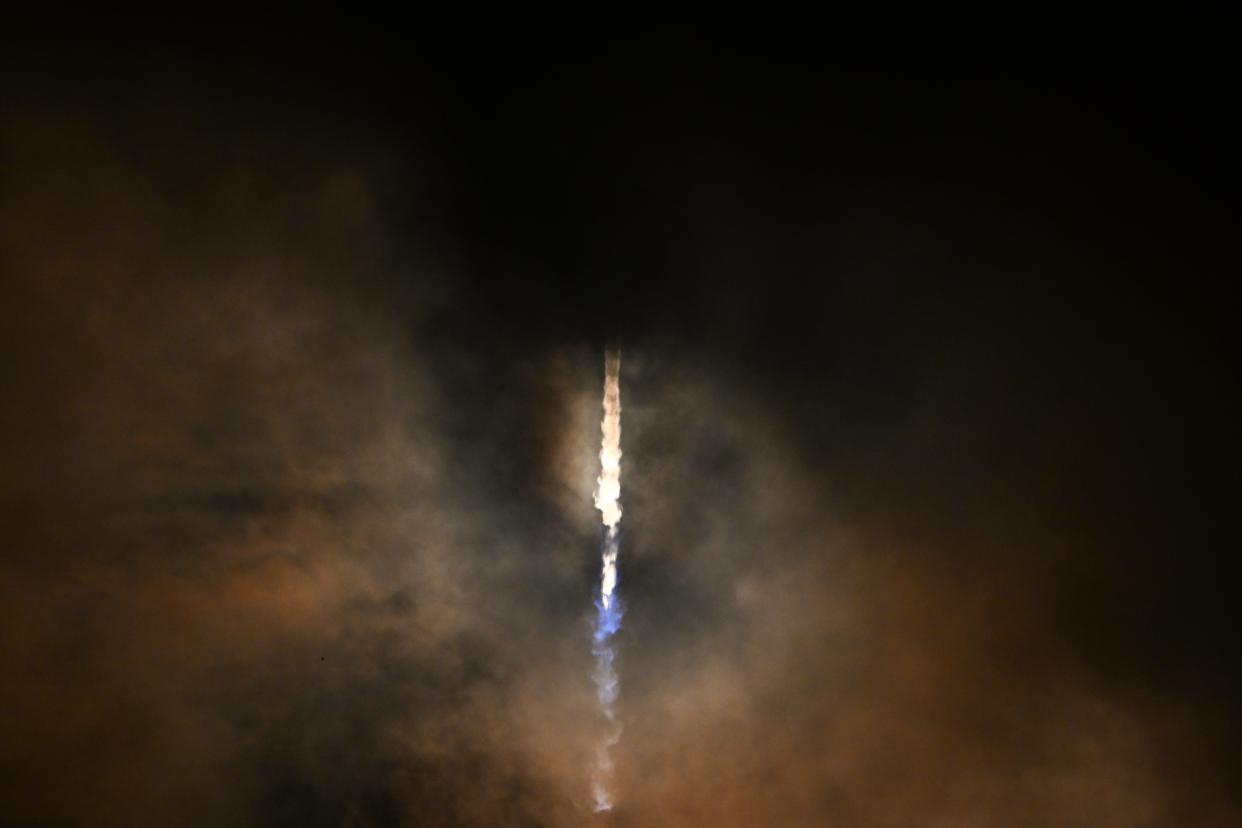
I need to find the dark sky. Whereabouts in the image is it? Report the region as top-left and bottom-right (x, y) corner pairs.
(2, 31), (1240, 826)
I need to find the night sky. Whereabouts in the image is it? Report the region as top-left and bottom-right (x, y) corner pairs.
(2, 31), (1239, 826)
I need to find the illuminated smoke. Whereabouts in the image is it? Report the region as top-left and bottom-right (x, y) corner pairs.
(591, 349), (624, 812)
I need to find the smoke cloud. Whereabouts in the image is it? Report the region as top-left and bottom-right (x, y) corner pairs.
(2, 40), (1239, 827)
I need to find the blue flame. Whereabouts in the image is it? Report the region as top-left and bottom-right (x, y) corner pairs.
(591, 528), (624, 811)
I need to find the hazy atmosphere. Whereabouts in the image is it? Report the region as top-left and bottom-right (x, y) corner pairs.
(2, 32), (1238, 826)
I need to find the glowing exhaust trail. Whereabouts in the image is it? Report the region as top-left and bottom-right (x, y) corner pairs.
(591, 349), (623, 812)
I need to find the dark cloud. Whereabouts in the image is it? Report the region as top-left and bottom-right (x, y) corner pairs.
(2, 36), (1239, 826)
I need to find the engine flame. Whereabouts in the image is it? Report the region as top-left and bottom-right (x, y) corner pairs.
(593, 350), (623, 533)
(591, 349), (624, 812)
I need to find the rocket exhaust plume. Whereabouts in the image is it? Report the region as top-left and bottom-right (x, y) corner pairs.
(591, 348), (624, 812)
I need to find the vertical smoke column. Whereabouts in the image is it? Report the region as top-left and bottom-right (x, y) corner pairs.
(591, 349), (624, 812)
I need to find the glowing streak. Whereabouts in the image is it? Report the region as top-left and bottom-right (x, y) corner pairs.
(591, 349), (623, 812)
(594, 350), (623, 532)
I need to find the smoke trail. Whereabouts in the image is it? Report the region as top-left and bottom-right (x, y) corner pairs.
(591, 349), (624, 812)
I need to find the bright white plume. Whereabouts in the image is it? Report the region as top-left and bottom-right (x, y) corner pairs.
(590, 349), (624, 812)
